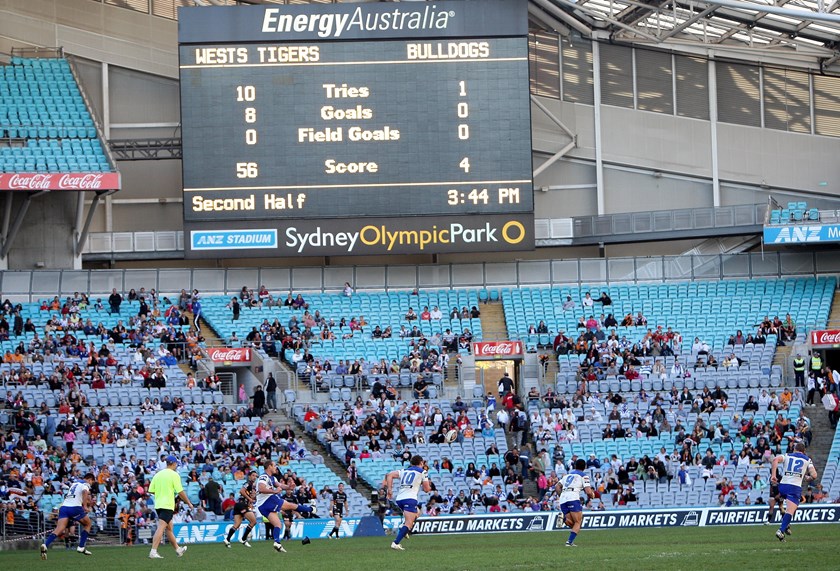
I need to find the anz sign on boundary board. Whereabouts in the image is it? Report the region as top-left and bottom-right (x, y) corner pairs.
(763, 224), (840, 244)
(168, 505), (840, 543)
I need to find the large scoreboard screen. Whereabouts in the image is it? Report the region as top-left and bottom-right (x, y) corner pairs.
(179, 0), (534, 257)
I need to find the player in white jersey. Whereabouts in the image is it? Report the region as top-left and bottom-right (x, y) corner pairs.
(556, 459), (594, 547)
(770, 442), (817, 542)
(383, 455), (431, 551)
(40, 473), (96, 559)
(254, 460), (314, 553)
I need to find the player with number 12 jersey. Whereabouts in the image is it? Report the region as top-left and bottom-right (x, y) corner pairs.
(770, 442), (817, 542)
(556, 458), (594, 547)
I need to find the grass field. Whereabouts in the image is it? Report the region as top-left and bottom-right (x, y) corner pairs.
(5, 525), (840, 571)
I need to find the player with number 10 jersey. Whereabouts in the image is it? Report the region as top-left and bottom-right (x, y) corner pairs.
(383, 455), (431, 551)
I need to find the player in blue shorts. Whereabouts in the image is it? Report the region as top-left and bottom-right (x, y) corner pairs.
(556, 458), (594, 547)
(770, 442), (817, 542)
(383, 455), (431, 551)
(40, 473), (96, 559)
(254, 459), (314, 553)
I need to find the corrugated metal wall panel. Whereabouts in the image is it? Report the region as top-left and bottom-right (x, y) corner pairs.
(674, 55), (709, 120)
(636, 49), (673, 115)
(814, 75), (840, 137)
(599, 43), (633, 109)
(529, 32), (560, 99)
(763, 67), (811, 134)
(716, 62), (761, 127)
(561, 37), (594, 105)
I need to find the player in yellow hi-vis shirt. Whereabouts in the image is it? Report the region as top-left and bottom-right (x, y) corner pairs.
(148, 455), (194, 559)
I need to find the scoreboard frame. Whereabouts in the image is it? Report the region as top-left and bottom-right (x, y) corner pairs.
(178, 0), (534, 258)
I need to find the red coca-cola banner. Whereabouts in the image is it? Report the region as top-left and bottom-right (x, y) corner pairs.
(208, 348), (252, 362)
(811, 329), (840, 347)
(472, 341), (524, 360)
(0, 172), (121, 191)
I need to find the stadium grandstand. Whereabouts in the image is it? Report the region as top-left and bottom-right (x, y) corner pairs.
(1, 0), (840, 551)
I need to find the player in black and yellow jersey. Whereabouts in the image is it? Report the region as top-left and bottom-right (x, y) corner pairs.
(328, 483), (348, 538)
(224, 471), (258, 548)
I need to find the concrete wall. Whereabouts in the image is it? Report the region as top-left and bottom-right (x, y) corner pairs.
(532, 96), (840, 217)
(7, 192), (77, 269)
(0, 0), (178, 78)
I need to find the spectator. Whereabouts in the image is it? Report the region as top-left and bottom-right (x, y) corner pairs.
(221, 494), (236, 518)
(204, 476), (223, 515)
(595, 291), (612, 306)
(413, 376), (430, 399)
(498, 373), (514, 396)
(108, 288), (122, 314)
(253, 385), (266, 416)
(265, 373), (278, 412)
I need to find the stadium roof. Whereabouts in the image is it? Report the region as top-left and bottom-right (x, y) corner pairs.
(528, 0), (840, 67)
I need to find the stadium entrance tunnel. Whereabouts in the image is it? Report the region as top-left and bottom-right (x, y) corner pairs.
(475, 359), (520, 399)
(825, 349), (840, 374)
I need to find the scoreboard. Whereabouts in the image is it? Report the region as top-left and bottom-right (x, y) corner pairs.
(178, 0), (534, 257)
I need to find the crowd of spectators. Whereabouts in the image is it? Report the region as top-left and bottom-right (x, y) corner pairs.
(0, 289), (208, 389)
(220, 287), (476, 390)
(2, 386), (327, 542)
(0, 286), (239, 540)
(3, 282), (837, 538)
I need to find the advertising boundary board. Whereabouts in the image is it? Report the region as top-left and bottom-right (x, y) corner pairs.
(172, 517), (402, 543)
(763, 225), (840, 244)
(170, 505), (840, 543)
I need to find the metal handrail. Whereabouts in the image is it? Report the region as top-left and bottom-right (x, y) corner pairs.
(1, 251), (838, 301)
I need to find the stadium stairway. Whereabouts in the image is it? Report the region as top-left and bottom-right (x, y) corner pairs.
(473, 301), (507, 396)
(503, 428), (541, 499)
(479, 300), (507, 338)
(265, 409), (376, 500)
(198, 314), (224, 347)
(809, 407), (834, 483)
(829, 288), (840, 328)
(772, 344), (793, 383)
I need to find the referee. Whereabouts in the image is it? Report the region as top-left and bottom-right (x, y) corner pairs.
(148, 455), (193, 559)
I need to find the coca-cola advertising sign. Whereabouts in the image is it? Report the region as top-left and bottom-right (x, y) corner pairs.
(208, 348), (251, 362)
(811, 330), (840, 347)
(0, 172), (121, 191)
(473, 341), (524, 360)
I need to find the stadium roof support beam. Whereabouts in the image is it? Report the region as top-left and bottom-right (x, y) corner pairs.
(702, 0), (840, 25)
(658, 6), (718, 40)
(528, 3), (572, 36)
(0, 190), (49, 260)
(531, 0), (593, 36)
(615, 0), (670, 27)
(108, 139), (182, 161)
(673, 1), (840, 45)
(592, 40), (606, 216)
(530, 95), (577, 178)
(74, 190), (115, 257)
(552, 0), (663, 41)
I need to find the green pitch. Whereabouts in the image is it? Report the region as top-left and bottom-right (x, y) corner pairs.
(6, 525), (840, 571)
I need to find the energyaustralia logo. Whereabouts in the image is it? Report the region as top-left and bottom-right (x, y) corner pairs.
(261, 5), (455, 38)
